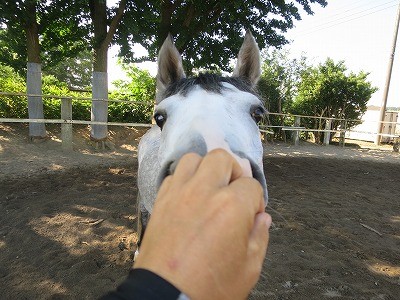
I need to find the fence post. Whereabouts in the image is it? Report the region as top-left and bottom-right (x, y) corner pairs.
(339, 120), (346, 147)
(323, 118), (332, 146)
(292, 116), (301, 146)
(27, 62), (46, 138)
(61, 97), (73, 150)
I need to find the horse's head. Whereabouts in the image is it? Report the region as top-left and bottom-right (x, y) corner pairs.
(153, 31), (268, 205)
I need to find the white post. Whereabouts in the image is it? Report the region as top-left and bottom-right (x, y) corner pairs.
(376, 2), (400, 145)
(339, 120), (346, 147)
(323, 118), (332, 146)
(61, 97), (73, 150)
(292, 116), (300, 146)
(91, 71), (108, 140)
(27, 62), (46, 138)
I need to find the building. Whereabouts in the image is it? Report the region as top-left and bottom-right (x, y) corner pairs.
(345, 105), (399, 143)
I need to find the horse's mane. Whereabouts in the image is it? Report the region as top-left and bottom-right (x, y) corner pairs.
(162, 73), (259, 100)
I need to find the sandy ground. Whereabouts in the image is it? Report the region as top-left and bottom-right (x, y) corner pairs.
(1, 123), (399, 299)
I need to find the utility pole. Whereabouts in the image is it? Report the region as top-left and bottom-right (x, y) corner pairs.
(376, 1), (400, 145)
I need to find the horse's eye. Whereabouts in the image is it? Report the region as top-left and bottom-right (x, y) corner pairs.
(251, 106), (265, 124)
(154, 112), (167, 129)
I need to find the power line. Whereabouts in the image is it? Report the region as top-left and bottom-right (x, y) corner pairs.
(294, 1), (397, 35)
(308, 0), (396, 24)
(292, 3), (398, 37)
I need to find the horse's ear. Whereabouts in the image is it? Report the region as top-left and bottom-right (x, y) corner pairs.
(156, 34), (186, 103)
(232, 30), (261, 87)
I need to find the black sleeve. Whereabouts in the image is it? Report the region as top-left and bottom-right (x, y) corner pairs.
(100, 268), (186, 300)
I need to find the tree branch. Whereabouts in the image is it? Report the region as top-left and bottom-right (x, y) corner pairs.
(158, 0), (174, 48)
(182, 3), (195, 27)
(103, 0), (127, 48)
(177, 5), (222, 53)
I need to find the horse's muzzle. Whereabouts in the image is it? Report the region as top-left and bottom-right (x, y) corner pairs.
(157, 153), (268, 206)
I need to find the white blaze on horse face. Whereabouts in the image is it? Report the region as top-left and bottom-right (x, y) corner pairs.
(156, 83), (263, 178)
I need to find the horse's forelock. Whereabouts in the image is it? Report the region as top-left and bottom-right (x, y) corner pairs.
(161, 73), (259, 100)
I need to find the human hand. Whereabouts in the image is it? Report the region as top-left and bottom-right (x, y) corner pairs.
(134, 149), (272, 299)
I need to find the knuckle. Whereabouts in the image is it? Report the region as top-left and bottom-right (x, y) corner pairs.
(246, 177), (264, 197)
(209, 148), (232, 161)
(181, 152), (202, 163)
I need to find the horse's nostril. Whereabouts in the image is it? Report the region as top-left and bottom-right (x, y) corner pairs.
(169, 160), (179, 175)
(164, 160), (178, 177)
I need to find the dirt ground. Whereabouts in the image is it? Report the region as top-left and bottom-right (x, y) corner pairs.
(1, 124), (399, 300)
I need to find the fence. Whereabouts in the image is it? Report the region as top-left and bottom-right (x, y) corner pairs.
(1, 91), (399, 150)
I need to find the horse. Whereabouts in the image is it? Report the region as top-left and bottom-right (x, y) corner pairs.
(135, 31), (268, 258)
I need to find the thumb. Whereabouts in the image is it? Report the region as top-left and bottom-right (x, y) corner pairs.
(246, 212), (271, 281)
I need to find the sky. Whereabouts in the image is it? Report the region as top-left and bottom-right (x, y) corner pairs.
(108, 0), (400, 108)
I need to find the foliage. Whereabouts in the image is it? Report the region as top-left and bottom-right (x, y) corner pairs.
(259, 49), (309, 111)
(117, 0), (327, 73)
(41, 75), (92, 121)
(109, 63), (156, 123)
(292, 58), (378, 143)
(258, 49), (308, 139)
(0, 63), (156, 123)
(0, 0), (89, 75)
(43, 50), (93, 89)
(0, 64), (27, 118)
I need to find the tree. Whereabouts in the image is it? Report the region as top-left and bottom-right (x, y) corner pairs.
(88, 0), (127, 140)
(292, 58), (378, 143)
(259, 49), (308, 113)
(44, 50), (92, 90)
(0, 1), (89, 74)
(0, 0), (89, 138)
(258, 50), (308, 140)
(109, 63), (155, 123)
(1, 0), (328, 140)
(117, 0), (327, 73)
(0, 64), (27, 118)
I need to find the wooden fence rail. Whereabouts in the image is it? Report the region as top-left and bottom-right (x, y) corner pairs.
(1, 91), (399, 150)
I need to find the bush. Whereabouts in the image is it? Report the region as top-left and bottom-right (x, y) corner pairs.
(0, 64), (27, 118)
(109, 64), (156, 123)
(0, 63), (155, 124)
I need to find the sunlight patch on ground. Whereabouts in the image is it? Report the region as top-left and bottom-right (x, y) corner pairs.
(0, 136), (9, 153)
(50, 136), (62, 143)
(73, 204), (106, 214)
(49, 163), (64, 171)
(29, 212), (136, 256)
(322, 289), (342, 298)
(120, 144), (137, 151)
(390, 216), (400, 223)
(37, 279), (68, 295)
(368, 262), (400, 277)
(10, 268), (68, 298)
(29, 213), (92, 256)
(108, 167), (127, 175)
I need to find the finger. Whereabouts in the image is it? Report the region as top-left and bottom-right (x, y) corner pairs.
(246, 212), (271, 278)
(172, 152), (203, 184)
(227, 177), (264, 218)
(156, 175), (173, 201)
(194, 149), (243, 188)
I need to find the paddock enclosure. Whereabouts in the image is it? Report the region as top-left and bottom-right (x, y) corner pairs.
(1, 124), (399, 299)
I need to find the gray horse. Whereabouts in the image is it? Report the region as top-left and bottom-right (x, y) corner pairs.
(135, 31), (268, 257)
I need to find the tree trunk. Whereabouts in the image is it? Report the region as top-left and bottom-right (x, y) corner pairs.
(278, 96), (286, 142)
(90, 0), (108, 140)
(159, 0), (174, 49)
(89, 0), (126, 140)
(25, 0), (46, 138)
